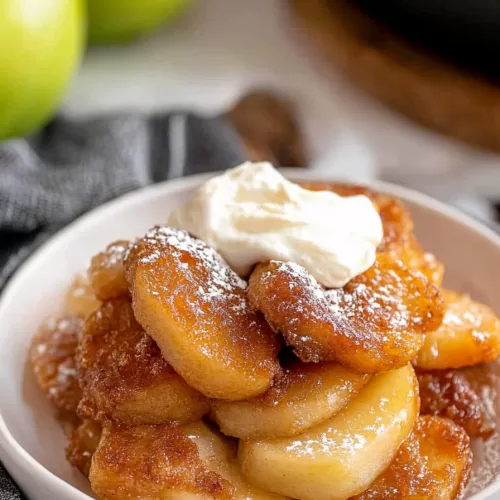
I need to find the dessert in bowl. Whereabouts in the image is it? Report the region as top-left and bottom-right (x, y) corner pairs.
(1, 163), (500, 499)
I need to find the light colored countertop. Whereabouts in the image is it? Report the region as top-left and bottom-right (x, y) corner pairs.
(63, 0), (500, 219)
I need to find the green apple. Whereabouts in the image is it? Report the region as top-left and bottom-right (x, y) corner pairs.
(0, 0), (85, 140)
(87, 0), (192, 45)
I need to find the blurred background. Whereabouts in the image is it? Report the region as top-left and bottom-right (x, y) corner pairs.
(3, 0), (500, 221)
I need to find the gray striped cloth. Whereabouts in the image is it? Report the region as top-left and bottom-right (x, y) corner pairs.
(0, 111), (246, 498)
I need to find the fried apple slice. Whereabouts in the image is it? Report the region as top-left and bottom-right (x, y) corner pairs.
(88, 239), (134, 300)
(90, 422), (287, 499)
(414, 289), (500, 370)
(351, 416), (472, 500)
(418, 363), (498, 438)
(418, 370), (493, 438)
(29, 315), (83, 413)
(388, 235), (445, 287)
(66, 419), (102, 477)
(78, 298), (209, 425)
(64, 274), (100, 318)
(212, 362), (370, 439)
(125, 226), (280, 400)
(249, 254), (444, 373)
(90, 423), (232, 499)
(239, 364), (418, 500)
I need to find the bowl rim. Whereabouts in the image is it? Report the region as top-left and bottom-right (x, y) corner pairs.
(1, 168), (500, 500)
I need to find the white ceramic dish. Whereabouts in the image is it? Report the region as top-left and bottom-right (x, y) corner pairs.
(1, 169), (500, 500)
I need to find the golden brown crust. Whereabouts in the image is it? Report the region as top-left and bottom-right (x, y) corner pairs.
(89, 424), (233, 499)
(418, 369), (495, 439)
(125, 226), (280, 400)
(388, 234), (445, 287)
(65, 419), (102, 477)
(78, 298), (209, 425)
(351, 416), (473, 500)
(415, 289), (500, 370)
(88, 239), (134, 300)
(248, 254), (444, 373)
(29, 315), (83, 413)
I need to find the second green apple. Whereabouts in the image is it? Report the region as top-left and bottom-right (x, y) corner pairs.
(87, 0), (192, 45)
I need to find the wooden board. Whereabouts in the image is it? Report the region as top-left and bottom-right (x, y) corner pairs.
(291, 0), (500, 153)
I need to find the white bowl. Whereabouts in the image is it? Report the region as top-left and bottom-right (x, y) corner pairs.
(1, 170), (500, 500)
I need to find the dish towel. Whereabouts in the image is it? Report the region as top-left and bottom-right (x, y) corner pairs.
(0, 111), (246, 498)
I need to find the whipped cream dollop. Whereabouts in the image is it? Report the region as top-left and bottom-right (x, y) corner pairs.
(168, 162), (383, 287)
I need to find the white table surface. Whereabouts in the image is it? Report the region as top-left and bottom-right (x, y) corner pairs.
(63, 0), (500, 219)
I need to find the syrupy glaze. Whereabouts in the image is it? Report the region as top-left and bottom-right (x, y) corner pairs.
(352, 416), (472, 500)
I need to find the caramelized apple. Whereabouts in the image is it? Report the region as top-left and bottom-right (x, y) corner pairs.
(249, 255), (443, 373)
(388, 235), (445, 286)
(66, 419), (102, 477)
(90, 422), (287, 499)
(414, 289), (500, 370)
(88, 240), (134, 300)
(239, 365), (419, 500)
(351, 416), (472, 499)
(125, 226), (280, 400)
(90, 423), (231, 499)
(78, 298), (209, 425)
(418, 363), (499, 438)
(213, 362), (370, 439)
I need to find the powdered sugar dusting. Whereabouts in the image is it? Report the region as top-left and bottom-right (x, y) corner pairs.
(127, 226), (279, 392)
(103, 241), (130, 267)
(250, 255), (442, 372)
(141, 226), (246, 288)
(136, 227), (250, 318)
(326, 281), (408, 332)
(270, 258), (412, 333)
